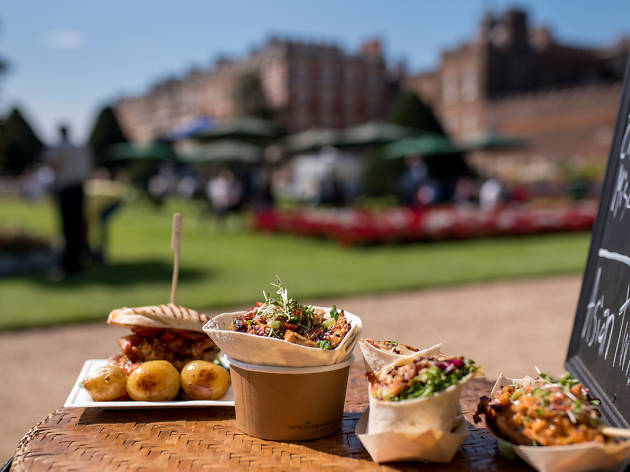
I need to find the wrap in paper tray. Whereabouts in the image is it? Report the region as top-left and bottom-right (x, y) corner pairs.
(367, 352), (478, 435)
(203, 307), (361, 367)
(483, 375), (630, 472)
(359, 339), (441, 372)
(356, 411), (468, 463)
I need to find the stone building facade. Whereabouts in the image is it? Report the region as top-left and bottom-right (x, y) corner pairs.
(406, 9), (630, 181)
(115, 38), (393, 142)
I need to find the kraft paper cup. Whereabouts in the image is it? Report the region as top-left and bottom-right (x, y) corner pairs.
(228, 355), (353, 441)
(483, 375), (630, 472)
(204, 306), (361, 367)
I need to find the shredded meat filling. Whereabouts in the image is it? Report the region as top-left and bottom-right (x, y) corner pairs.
(109, 328), (218, 373)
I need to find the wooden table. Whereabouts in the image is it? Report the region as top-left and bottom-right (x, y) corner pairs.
(11, 363), (531, 471)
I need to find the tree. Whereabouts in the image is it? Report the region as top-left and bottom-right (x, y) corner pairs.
(363, 92), (444, 197)
(386, 91), (445, 135)
(0, 107), (44, 176)
(231, 72), (272, 119)
(362, 91), (472, 197)
(87, 105), (128, 168)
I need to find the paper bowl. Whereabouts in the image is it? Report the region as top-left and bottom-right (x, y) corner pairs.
(483, 375), (630, 472)
(356, 409), (468, 463)
(359, 340), (442, 372)
(228, 355), (353, 441)
(203, 306), (361, 367)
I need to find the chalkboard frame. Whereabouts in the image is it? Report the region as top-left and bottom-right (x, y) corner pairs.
(566, 55), (630, 428)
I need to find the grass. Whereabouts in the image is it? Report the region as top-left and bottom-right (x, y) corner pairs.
(0, 197), (592, 330)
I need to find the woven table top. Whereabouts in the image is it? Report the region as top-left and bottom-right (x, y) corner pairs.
(12, 362), (530, 471)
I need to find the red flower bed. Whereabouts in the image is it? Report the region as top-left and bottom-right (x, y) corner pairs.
(252, 201), (598, 245)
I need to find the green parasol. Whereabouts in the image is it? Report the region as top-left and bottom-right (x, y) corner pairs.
(384, 134), (458, 159)
(338, 121), (421, 147)
(181, 140), (262, 164)
(107, 142), (178, 162)
(458, 132), (527, 152)
(194, 117), (278, 142)
(283, 128), (342, 153)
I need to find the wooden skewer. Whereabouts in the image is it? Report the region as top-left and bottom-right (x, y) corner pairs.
(601, 426), (630, 439)
(170, 213), (182, 305)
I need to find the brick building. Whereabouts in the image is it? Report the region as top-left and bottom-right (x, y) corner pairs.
(115, 38), (394, 142)
(406, 9), (630, 181)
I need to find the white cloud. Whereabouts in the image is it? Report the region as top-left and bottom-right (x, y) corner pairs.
(45, 30), (84, 50)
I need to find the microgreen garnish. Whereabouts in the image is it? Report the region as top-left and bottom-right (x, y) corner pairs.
(317, 340), (332, 350)
(234, 277), (347, 350)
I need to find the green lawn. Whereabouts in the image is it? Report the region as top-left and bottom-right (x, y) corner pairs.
(0, 197), (591, 330)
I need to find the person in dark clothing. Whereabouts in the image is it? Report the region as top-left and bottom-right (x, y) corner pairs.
(44, 125), (93, 274)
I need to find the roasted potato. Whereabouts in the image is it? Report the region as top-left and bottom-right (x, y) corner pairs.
(126, 360), (180, 401)
(82, 365), (127, 401)
(180, 360), (230, 400)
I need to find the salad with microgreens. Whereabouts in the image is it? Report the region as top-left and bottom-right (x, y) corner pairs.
(230, 277), (351, 350)
(474, 371), (609, 446)
(368, 355), (478, 401)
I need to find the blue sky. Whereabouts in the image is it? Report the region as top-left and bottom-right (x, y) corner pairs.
(2, 0), (630, 144)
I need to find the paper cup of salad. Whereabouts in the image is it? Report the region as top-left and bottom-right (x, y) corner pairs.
(474, 371), (630, 472)
(203, 278), (361, 367)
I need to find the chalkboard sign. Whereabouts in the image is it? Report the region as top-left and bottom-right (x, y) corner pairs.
(566, 55), (630, 427)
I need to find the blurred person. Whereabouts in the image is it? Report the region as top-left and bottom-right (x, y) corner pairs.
(44, 124), (93, 275)
(177, 175), (199, 199)
(207, 170), (243, 223)
(479, 178), (504, 211)
(85, 169), (125, 263)
(250, 167), (274, 211)
(415, 178), (440, 207)
(147, 164), (176, 206)
(454, 176), (477, 206)
(21, 165), (54, 202)
(401, 156), (427, 206)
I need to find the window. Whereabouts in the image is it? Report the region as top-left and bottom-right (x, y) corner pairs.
(442, 71), (458, 104)
(460, 113), (478, 136)
(461, 67), (478, 102)
(444, 114), (459, 134)
(321, 64), (333, 84)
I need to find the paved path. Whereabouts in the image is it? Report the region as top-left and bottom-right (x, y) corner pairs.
(0, 275), (582, 461)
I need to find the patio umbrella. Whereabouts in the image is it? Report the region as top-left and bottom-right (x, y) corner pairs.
(384, 134), (458, 159)
(165, 116), (214, 141)
(338, 121), (421, 147)
(458, 132), (527, 152)
(283, 128), (342, 153)
(107, 142), (179, 162)
(194, 117), (278, 142)
(181, 140), (262, 164)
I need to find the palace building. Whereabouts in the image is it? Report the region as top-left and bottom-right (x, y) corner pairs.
(115, 38), (395, 142)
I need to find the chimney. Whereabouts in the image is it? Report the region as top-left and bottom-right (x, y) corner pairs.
(503, 9), (529, 50)
(359, 38), (383, 59)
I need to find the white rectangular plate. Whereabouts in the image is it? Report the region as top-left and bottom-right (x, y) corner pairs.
(64, 359), (234, 408)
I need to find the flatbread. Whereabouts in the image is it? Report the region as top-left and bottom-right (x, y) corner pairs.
(367, 353), (475, 434)
(360, 339), (442, 372)
(107, 304), (211, 332)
